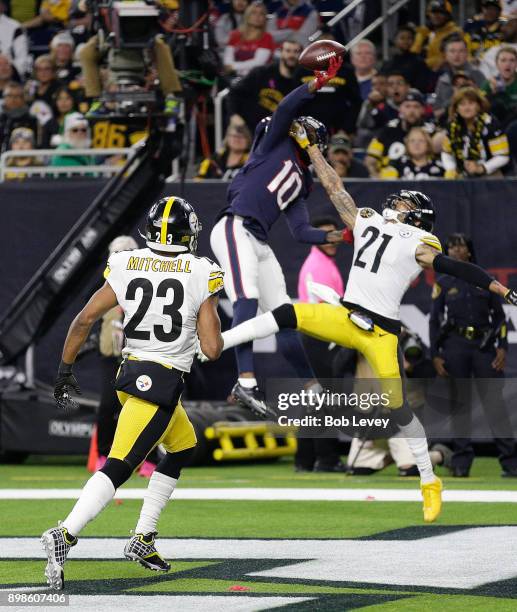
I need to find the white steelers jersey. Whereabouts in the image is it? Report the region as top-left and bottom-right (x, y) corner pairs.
(104, 247), (224, 372)
(344, 208), (441, 320)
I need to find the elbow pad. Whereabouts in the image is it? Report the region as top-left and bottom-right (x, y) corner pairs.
(432, 254), (494, 290)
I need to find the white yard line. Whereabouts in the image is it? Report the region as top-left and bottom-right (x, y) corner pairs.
(0, 487), (516, 502)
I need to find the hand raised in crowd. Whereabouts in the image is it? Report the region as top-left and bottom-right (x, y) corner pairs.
(464, 160), (486, 176)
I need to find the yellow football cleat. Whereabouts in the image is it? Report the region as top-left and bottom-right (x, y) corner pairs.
(421, 476), (443, 523)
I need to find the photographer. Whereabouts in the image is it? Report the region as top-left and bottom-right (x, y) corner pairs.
(347, 329), (449, 477)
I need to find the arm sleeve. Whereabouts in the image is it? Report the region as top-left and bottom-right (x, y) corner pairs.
(259, 83), (315, 153)
(429, 280), (445, 358)
(223, 44), (235, 68)
(200, 262), (225, 305)
(12, 27), (29, 77)
(103, 253), (124, 300)
(284, 200), (328, 244)
(432, 254), (495, 291)
(231, 48), (272, 76)
(489, 292), (509, 350)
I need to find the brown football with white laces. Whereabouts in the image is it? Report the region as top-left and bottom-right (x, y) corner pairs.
(298, 40), (346, 71)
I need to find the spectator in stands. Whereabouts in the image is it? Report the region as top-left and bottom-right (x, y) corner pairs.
(196, 123), (251, 180)
(381, 25), (434, 93)
(0, 82), (38, 152)
(223, 1), (275, 77)
(227, 38), (301, 131)
(0, 54), (16, 102)
(296, 34), (362, 136)
(357, 71), (410, 135)
(41, 85), (78, 147)
(215, 0), (249, 55)
(433, 35), (485, 120)
(50, 111), (93, 168)
(442, 86), (510, 178)
(50, 31), (81, 85)
(327, 131), (369, 178)
(25, 54), (61, 109)
(365, 89), (435, 177)
(464, 0), (505, 61)
(412, 0), (463, 71)
(22, 0), (72, 48)
(355, 72), (388, 146)
(267, 0), (319, 48)
(482, 46), (517, 127)
(4, 126), (42, 179)
(350, 39), (377, 100)
(0, 1), (28, 79)
(480, 10), (517, 79)
(381, 126), (444, 179)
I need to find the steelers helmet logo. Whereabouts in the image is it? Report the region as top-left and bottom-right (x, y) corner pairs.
(399, 228), (412, 238)
(136, 375), (152, 392)
(189, 211), (200, 234)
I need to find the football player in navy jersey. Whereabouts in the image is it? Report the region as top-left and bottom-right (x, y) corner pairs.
(210, 56), (348, 416)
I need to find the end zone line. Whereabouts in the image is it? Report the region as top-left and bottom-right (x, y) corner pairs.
(0, 488), (516, 502)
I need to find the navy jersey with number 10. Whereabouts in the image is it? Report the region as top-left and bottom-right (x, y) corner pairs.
(221, 84), (326, 245)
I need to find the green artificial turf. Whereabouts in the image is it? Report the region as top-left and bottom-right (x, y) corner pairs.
(1, 455), (516, 490)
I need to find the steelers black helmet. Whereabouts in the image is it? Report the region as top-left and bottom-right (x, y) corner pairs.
(383, 189), (435, 232)
(144, 196), (201, 253)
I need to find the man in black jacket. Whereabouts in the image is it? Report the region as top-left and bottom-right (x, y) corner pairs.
(0, 81), (37, 151)
(227, 39), (302, 132)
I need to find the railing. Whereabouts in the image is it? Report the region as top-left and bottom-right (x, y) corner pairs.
(0, 147), (136, 182)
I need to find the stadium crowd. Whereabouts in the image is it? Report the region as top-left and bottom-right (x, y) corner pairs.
(0, 0), (515, 180)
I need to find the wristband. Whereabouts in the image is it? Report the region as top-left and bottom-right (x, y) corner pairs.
(342, 228), (353, 244)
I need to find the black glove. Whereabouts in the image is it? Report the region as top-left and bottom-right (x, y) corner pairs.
(504, 289), (517, 306)
(54, 361), (81, 413)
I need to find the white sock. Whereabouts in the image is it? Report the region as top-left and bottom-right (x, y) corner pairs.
(62, 471), (115, 536)
(135, 471), (177, 534)
(222, 312), (279, 351)
(238, 377), (257, 389)
(397, 415), (435, 484)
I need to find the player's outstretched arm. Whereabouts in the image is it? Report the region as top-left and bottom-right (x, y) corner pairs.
(197, 295), (223, 361)
(55, 282), (118, 412)
(62, 283), (118, 365)
(416, 244), (517, 304)
(291, 122), (358, 229)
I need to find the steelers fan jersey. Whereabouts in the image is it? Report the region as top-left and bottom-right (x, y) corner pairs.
(344, 208), (441, 321)
(104, 247), (224, 372)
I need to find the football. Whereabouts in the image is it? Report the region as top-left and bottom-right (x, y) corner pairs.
(298, 39), (346, 71)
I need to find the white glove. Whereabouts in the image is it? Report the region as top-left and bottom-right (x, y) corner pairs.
(307, 281), (342, 305)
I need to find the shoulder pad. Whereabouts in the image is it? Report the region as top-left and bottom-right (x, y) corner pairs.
(360, 207), (375, 218)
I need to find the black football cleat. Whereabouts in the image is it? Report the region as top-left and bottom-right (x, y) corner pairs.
(124, 532), (171, 572)
(231, 382), (277, 420)
(314, 460), (348, 473)
(40, 524), (78, 590)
